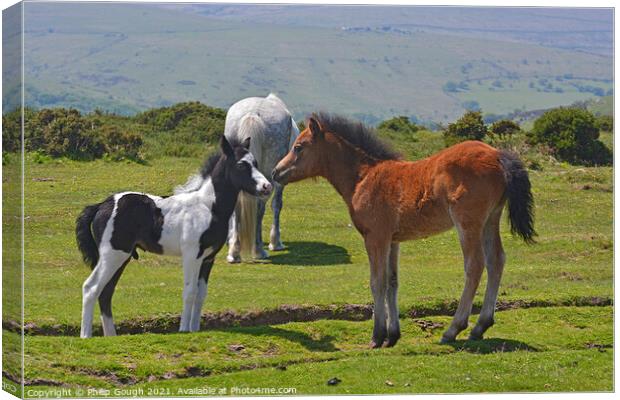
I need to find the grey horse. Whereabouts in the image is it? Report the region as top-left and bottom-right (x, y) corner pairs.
(224, 94), (300, 262)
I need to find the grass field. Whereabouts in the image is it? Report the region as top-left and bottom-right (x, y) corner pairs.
(453, 78), (613, 116)
(2, 132), (614, 395)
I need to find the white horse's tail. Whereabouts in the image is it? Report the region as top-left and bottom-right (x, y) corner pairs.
(237, 113), (265, 259)
(289, 116), (300, 149)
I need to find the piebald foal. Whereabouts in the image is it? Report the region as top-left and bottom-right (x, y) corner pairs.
(273, 113), (535, 347)
(76, 136), (272, 338)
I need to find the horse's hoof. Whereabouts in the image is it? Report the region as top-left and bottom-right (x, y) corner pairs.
(468, 333), (483, 341)
(269, 243), (286, 251)
(383, 335), (400, 348)
(440, 335), (455, 344)
(369, 341), (383, 349)
(226, 255), (241, 264)
(254, 249), (269, 259)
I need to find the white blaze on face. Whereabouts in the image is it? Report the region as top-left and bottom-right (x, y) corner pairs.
(240, 152), (270, 194)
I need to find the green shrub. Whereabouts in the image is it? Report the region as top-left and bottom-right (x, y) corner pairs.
(378, 116), (419, 135)
(97, 125), (143, 161)
(443, 110), (487, 146)
(2, 108), (22, 152)
(595, 115), (613, 132)
(490, 119), (520, 138)
(2, 107), (145, 161)
(136, 101), (225, 144)
(529, 107), (611, 166)
(36, 108), (105, 159)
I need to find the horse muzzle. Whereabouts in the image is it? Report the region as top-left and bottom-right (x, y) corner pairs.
(258, 182), (273, 197)
(271, 167), (290, 185)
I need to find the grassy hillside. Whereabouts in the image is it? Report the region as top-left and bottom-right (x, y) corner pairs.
(14, 3), (612, 124)
(175, 5), (613, 55)
(2, 123), (613, 394)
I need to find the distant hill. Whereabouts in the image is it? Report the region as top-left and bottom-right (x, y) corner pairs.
(5, 3), (613, 124)
(169, 5), (613, 56)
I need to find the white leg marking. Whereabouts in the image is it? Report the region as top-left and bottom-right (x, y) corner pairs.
(101, 314), (117, 336)
(81, 249), (130, 338)
(179, 254), (202, 332)
(190, 278), (208, 332)
(227, 209), (241, 263)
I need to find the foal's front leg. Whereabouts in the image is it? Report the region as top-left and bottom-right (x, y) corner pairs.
(179, 253), (202, 332)
(189, 259), (214, 332)
(364, 235), (391, 348)
(227, 209), (241, 263)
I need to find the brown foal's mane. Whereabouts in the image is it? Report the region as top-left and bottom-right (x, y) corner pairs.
(312, 112), (402, 161)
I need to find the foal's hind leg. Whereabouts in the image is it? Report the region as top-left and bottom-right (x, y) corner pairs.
(227, 209), (241, 263)
(470, 208), (506, 340)
(364, 235), (391, 348)
(81, 249), (131, 338)
(268, 183), (285, 251)
(441, 222), (485, 343)
(98, 259), (130, 336)
(385, 242), (401, 347)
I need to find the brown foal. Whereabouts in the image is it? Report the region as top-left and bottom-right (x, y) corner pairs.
(272, 113), (535, 348)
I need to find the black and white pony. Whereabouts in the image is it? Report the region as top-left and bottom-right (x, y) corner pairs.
(224, 94), (300, 262)
(76, 136), (271, 338)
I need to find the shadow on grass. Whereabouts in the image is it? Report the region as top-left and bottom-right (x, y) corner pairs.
(220, 325), (339, 352)
(268, 241), (351, 266)
(444, 338), (539, 354)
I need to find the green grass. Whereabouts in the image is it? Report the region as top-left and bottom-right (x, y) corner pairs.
(453, 78), (612, 116)
(13, 152), (612, 327)
(11, 306), (613, 394)
(2, 132), (613, 394)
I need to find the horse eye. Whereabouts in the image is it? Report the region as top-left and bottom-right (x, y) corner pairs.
(293, 145), (303, 154)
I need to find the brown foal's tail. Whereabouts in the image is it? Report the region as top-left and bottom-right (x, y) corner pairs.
(499, 150), (536, 244)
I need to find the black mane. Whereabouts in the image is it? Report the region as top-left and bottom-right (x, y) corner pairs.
(199, 136), (245, 178)
(199, 152), (222, 178)
(312, 112), (401, 161)
(175, 136), (244, 194)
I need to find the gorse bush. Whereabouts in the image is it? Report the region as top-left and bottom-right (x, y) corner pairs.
(378, 116), (419, 135)
(136, 101), (226, 144)
(529, 107), (611, 166)
(2, 102), (229, 160)
(595, 115), (613, 132)
(37, 108), (105, 158)
(377, 116), (419, 142)
(2, 107), (143, 161)
(97, 125), (143, 160)
(490, 119), (521, 138)
(443, 110), (488, 146)
(2, 108), (24, 152)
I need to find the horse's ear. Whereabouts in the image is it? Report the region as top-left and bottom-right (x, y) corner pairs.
(308, 116), (323, 139)
(242, 137), (251, 149)
(220, 135), (234, 157)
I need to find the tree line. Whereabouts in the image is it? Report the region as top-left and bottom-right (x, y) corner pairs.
(2, 101), (613, 166)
